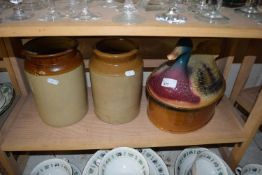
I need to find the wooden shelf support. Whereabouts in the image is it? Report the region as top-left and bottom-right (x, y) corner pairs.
(229, 89), (262, 168)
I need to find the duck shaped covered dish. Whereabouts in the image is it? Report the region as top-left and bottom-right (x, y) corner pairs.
(146, 38), (225, 132)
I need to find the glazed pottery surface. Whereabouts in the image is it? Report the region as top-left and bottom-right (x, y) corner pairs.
(90, 38), (143, 124)
(24, 37), (88, 127)
(146, 38), (225, 132)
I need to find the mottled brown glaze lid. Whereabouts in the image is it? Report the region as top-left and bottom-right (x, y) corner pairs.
(23, 37), (82, 76)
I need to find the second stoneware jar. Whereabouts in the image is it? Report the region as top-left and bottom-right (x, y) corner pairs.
(90, 38), (143, 124)
(23, 37), (88, 127)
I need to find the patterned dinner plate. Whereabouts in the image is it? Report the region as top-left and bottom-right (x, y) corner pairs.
(0, 82), (15, 116)
(175, 148), (234, 175)
(82, 148), (169, 175)
(174, 148), (208, 175)
(82, 150), (108, 175)
(70, 163), (81, 175)
(141, 148), (169, 175)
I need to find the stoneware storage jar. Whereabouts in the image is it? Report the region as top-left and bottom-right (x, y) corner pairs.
(23, 37), (88, 127)
(90, 38), (143, 124)
(146, 38), (225, 132)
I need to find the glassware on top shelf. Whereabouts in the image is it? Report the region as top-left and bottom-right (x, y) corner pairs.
(235, 0), (261, 15)
(38, 0), (62, 21)
(101, 0), (120, 8)
(155, 0), (187, 24)
(194, 0), (229, 24)
(8, 0), (33, 20)
(112, 0), (145, 24)
(188, 0), (209, 13)
(61, 0), (79, 18)
(74, 0), (101, 21)
(22, 0), (46, 11)
(143, 0), (169, 11)
(0, 0), (12, 12)
(170, 0), (186, 13)
(255, 2), (262, 23)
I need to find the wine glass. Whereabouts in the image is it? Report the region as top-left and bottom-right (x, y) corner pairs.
(188, 0), (209, 13)
(194, 0), (229, 24)
(0, 0), (12, 12)
(155, 0), (187, 24)
(8, 0), (33, 20)
(61, 0), (79, 18)
(143, 0), (169, 11)
(22, 0), (46, 11)
(235, 0), (261, 15)
(74, 0), (101, 20)
(101, 0), (120, 8)
(112, 0), (145, 24)
(38, 0), (62, 21)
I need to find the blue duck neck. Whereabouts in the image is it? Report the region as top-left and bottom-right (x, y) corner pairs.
(172, 47), (192, 69)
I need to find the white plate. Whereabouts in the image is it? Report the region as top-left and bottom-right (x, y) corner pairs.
(221, 159), (234, 175)
(175, 148), (208, 175)
(98, 147), (149, 175)
(0, 82), (15, 116)
(141, 148), (169, 175)
(191, 150), (228, 175)
(70, 163), (81, 175)
(82, 148), (168, 175)
(30, 158), (72, 175)
(82, 150), (108, 175)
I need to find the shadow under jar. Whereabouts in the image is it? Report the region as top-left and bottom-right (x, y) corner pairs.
(23, 37), (88, 127)
(90, 38), (143, 124)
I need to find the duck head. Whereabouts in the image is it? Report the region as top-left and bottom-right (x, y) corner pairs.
(167, 38), (193, 66)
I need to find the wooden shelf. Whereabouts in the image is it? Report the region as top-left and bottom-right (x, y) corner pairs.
(1, 88), (244, 152)
(0, 2), (261, 38)
(236, 86), (261, 113)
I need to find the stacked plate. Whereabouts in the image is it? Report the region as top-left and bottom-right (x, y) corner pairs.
(30, 158), (81, 175)
(0, 82), (15, 116)
(82, 147), (169, 175)
(174, 148), (234, 175)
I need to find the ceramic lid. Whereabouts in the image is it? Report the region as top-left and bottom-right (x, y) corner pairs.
(146, 38), (225, 110)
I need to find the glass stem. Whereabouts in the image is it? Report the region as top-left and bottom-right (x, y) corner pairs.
(82, 0), (90, 14)
(14, 2), (23, 16)
(47, 0), (56, 14)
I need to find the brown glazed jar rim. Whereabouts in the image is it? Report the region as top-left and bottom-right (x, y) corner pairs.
(94, 38), (139, 60)
(23, 37), (78, 58)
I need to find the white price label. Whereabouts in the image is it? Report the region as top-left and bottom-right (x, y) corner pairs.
(47, 78), (59, 85)
(125, 70), (135, 77)
(161, 78), (177, 88)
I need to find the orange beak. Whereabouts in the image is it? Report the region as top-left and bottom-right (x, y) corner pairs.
(167, 47), (182, 60)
